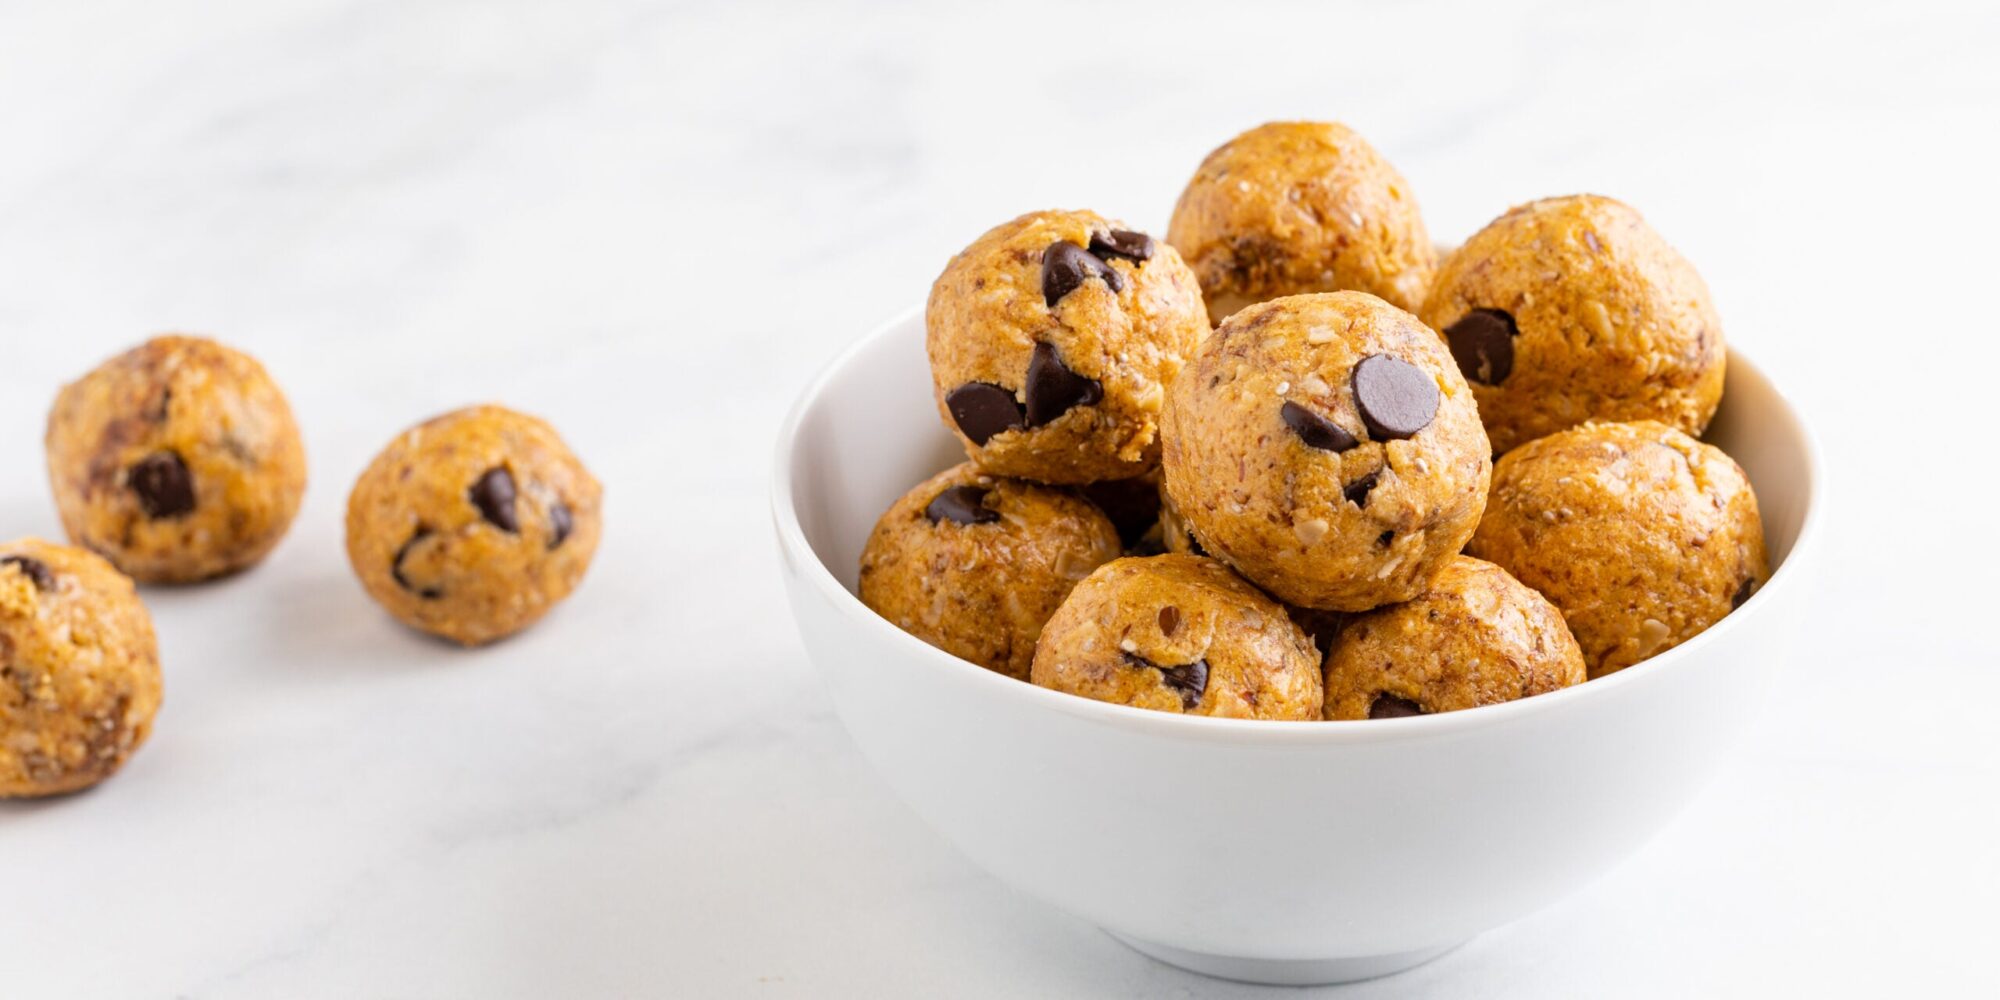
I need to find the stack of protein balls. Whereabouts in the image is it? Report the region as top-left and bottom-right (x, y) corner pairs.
(4, 337), (602, 798)
(859, 120), (1766, 721)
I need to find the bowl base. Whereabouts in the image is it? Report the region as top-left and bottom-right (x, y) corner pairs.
(1106, 932), (1462, 986)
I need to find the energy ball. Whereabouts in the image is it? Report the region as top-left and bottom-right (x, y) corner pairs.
(1420, 194), (1725, 454)
(347, 405), (602, 646)
(1031, 554), (1322, 720)
(859, 464), (1120, 680)
(927, 209), (1209, 485)
(1167, 121), (1436, 323)
(1, 538), (162, 798)
(1467, 421), (1766, 678)
(1162, 292), (1490, 613)
(46, 335), (307, 583)
(1322, 556), (1585, 720)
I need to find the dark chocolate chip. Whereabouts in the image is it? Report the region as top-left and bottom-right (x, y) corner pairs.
(1024, 342), (1102, 427)
(0, 555), (55, 591)
(1089, 229), (1156, 264)
(1352, 355), (1439, 440)
(1733, 577), (1756, 609)
(1041, 241), (1123, 307)
(1369, 694), (1425, 719)
(1158, 605), (1181, 637)
(129, 451), (195, 518)
(1343, 471), (1380, 508)
(549, 501), (574, 550)
(1125, 652), (1208, 710)
(1280, 401), (1358, 453)
(392, 528), (443, 599)
(1443, 309), (1517, 386)
(925, 485), (999, 526)
(946, 382), (1024, 446)
(469, 467), (519, 533)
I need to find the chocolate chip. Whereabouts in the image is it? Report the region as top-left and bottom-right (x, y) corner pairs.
(1024, 342), (1102, 427)
(946, 382), (1024, 446)
(1443, 309), (1517, 386)
(548, 501), (574, 550)
(1280, 401), (1358, 453)
(1124, 652), (1208, 710)
(1352, 355), (1439, 440)
(1733, 577), (1756, 609)
(1370, 694), (1425, 719)
(1089, 229), (1156, 264)
(129, 451), (194, 518)
(925, 485), (999, 526)
(392, 528), (443, 599)
(1158, 605), (1181, 637)
(1343, 471), (1380, 508)
(0, 555), (55, 591)
(1042, 241), (1124, 307)
(469, 467), (519, 533)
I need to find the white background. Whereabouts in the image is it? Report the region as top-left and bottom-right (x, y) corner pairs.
(2, 1), (1997, 996)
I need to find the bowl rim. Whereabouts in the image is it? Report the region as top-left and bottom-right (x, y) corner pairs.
(771, 305), (1825, 746)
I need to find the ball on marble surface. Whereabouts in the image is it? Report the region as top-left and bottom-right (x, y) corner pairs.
(346, 405), (602, 646)
(45, 335), (307, 583)
(0, 538), (161, 798)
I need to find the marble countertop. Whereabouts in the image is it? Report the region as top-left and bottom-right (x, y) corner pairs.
(2, 1), (1995, 996)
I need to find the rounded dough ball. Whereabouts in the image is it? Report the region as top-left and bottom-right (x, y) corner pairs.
(346, 405), (602, 646)
(1031, 554), (1322, 720)
(1162, 292), (1490, 612)
(1467, 421), (1766, 677)
(1322, 556), (1585, 720)
(1420, 194), (1725, 454)
(927, 209), (1209, 485)
(859, 464), (1120, 680)
(1167, 121), (1436, 323)
(1, 538), (161, 798)
(45, 335), (307, 583)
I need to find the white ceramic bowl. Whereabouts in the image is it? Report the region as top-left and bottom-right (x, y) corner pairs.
(772, 308), (1821, 986)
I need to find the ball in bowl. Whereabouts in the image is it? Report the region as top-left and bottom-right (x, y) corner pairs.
(1421, 194), (1725, 454)
(1161, 291), (1489, 612)
(1167, 121), (1436, 322)
(927, 209), (1208, 485)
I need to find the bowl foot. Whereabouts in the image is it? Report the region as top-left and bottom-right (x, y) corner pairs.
(1106, 932), (1462, 986)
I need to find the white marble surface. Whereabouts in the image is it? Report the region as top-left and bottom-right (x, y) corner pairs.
(1, 1), (1996, 996)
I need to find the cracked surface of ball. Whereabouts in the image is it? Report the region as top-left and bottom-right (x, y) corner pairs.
(346, 405), (602, 646)
(1, 538), (161, 798)
(45, 335), (307, 583)
(927, 209), (1209, 484)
